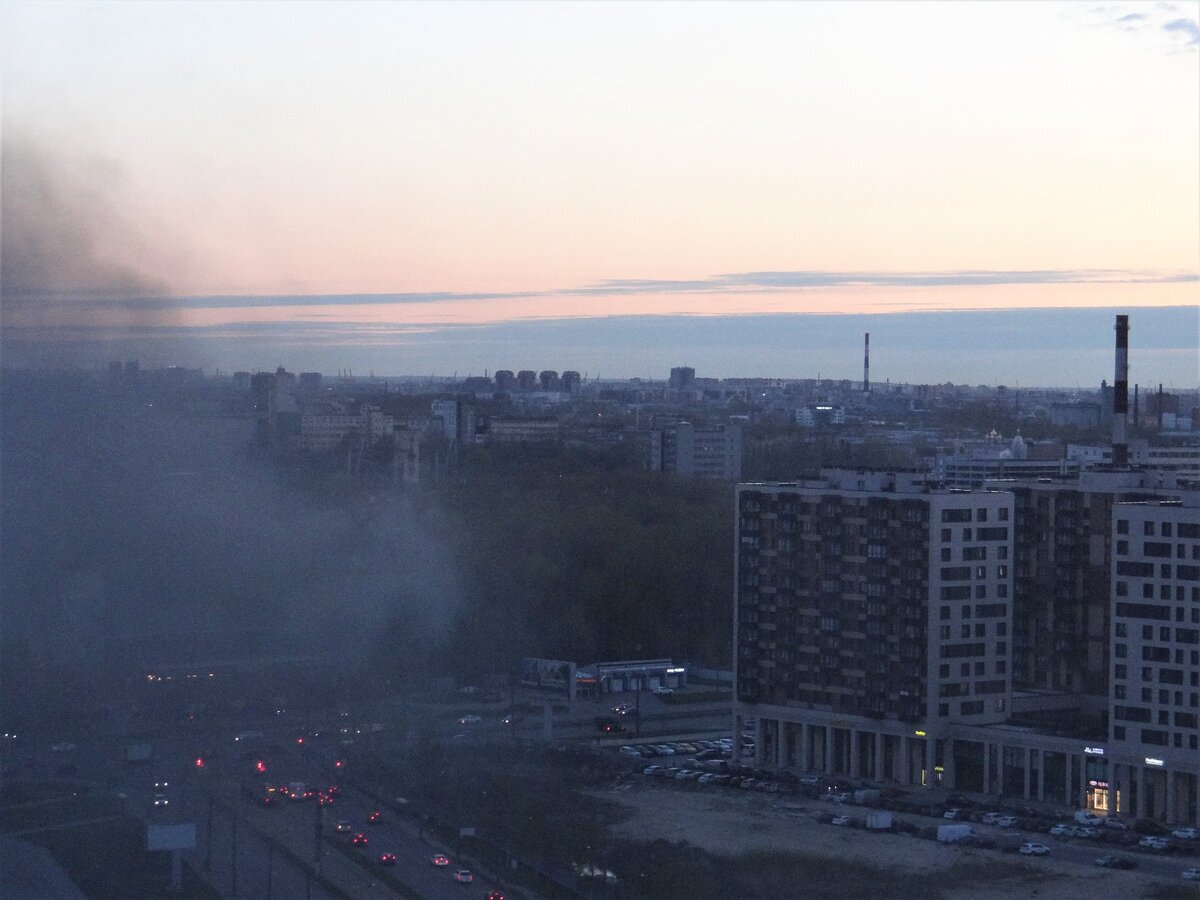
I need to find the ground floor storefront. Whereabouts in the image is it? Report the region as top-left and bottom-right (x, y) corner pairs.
(739, 705), (1200, 826)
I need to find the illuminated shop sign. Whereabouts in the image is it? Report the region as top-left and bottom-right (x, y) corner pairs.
(1083, 746), (1104, 755)
(1145, 757), (1165, 767)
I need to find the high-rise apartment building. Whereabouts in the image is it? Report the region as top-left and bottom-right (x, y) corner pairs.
(734, 469), (1200, 823)
(650, 422), (742, 480)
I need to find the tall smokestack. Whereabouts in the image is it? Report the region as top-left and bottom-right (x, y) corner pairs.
(863, 332), (870, 393)
(1113, 314), (1129, 467)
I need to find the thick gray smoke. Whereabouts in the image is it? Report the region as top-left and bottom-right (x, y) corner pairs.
(0, 129), (173, 302)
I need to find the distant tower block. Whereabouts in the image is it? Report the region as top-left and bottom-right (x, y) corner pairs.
(863, 332), (870, 393)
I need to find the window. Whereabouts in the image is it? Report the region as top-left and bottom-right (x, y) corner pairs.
(1144, 521), (1156, 537)
(1117, 519), (1129, 534)
(975, 585), (987, 599)
(1114, 664), (1126, 679)
(1163, 522), (1173, 538)
(960, 663), (970, 677)
(996, 660), (1006, 674)
(977, 508), (988, 523)
(976, 566), (987, 579)
(1114, 725), (1126, 739)
(1116, 581), (1128, 597)
(961, 625), (971, 639)
(939, 664), (950, 677)
(942, 509), (971, 523)
(1114, 684), (1125, 699)
(1117, 540), (1129, 555)
(938, 703), (950, 717)
(1115, 623), (1127, 638)
(963, 528), (972, 541)
(997, 584), (1008, 598)
(940, 625), (951, 639)
(999, 508), (1009, 522)
(940, 606), (951, 620)
(997, 565), (1008, 578)
(963, 547), (986, 561)
(996, 622), (1007, 636)
(941, 548), (952, 562)
(941, 528), (952, 542)
(1115, 643), (1127, 658)
(997, 546), (1008, 560)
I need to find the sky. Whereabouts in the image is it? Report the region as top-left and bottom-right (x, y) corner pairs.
(1, 1), (1198, 383)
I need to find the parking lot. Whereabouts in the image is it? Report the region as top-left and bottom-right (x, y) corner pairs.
(600, 738), (1200, 893)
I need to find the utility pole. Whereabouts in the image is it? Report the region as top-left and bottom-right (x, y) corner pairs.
(204, 797), (213, 871)
(230, 814), (238, 897)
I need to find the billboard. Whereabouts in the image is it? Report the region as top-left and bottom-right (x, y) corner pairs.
(520, 658), (576, 699)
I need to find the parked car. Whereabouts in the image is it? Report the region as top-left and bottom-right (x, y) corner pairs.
(1019, 842), (1050, 856)
(453, 869), (474, 884)
(1181, 867), (1200, 880)
(942, 808), (962, 820)
(619, 746), (642, 758)
(1139, 836), (1171, 850)
(981, 812), (1002, 825)
(1103, 818), (1130, 831)
(996, 816), (1019, 828)
(831, 815), (850, 826)
(1171, 827), (1199, 841)
(1049, 824), (1076, 837)
(1094, 854), (1136, 869)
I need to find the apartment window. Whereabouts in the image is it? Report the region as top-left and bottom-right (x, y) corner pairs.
(963, 547), (986, 561)
(1117, 540), (1129, 555)
(1115, 644), (1127, 658)
(941, 528), (952, 542)
(1117, 519), (1129, 534)
(996, 622), (1007, 636)
(1163, 522), (1173, 538)
(997, 584), (1008, 598)
(974, 661), (985, 675)
(976, 566), (987, 579)
(1114, 684), (1126, 699)
(938, 703), (950, 717)
(996, 660), (1006, 675)
(977, 508), (988, 523)
(1116, 581), (1128, 597)
(997, 565), (1008, 578)
(1144, 521), (1156, 536)
(960, 663), (970, 677)
(939, 664), (950, 677)
(941, 548), (952, 562)
(1142, 667), (1154, 681)
(975, 623), (986, 638)
(942, 509), (971, 523)
(1142, 687), (1153, 702)
(997, 546), (1008, 560)
(1115, 623), (1127, 638)
(940, 606), (951, 620)
(1114, 664), (1126, 679)
(975, 585), (987, 599)
(996, 641), (1006, 654)
(1114, 725), (1126, 739)
(940, 626), (951, 639)
(1143, 625), (1154, 640)
(961, 625), (971, 639)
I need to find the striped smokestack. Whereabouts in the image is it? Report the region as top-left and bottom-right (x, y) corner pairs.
(1113, 314), (1129, 467)
(863, 332), (870, 393)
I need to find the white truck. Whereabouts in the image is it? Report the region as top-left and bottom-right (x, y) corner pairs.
(866, 811), (894, 830)
(937, 823), (974, 843)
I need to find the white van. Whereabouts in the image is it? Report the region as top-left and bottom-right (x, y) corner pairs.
(1074, 810), (1102, 825)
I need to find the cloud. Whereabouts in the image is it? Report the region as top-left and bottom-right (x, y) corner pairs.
(1163, 16), (1200, 44)
(25, 268), (1194, 312)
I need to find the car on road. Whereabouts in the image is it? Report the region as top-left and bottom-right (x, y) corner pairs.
(432, 854), (451, 867)
(351, 832), (369, 847)
(453, 869), (474, 883)
(335, 820), (352, 833)
(1181, 867), (1200, 880)
(653, 745), (676, 755)
(980, 812), (1002, 825)
(1049, 823), (1076, 836)
(152, 793), (169, 808)
(1074, 827), (1099, 839)
(1019, 842), (1050, 856)
(368, 810), (383, 824)
(798, 775), (820, 786)
(651, 687), (673, 695)
(1172, 827), (1199, 841)
(1103, 818), (1129, 830)
(612, 704), (634, 715)
(457, 715), (481, 725)
(49, 743), (76, 753)
(1094, 854), (1136, 869)
(831, 815), (849, 826)
(996, 816), (1019, 828)
(378, 852), (397, 865)
(486, 893), (506, 900)
(619, 746), (642, 758)
(153, 779), (170, 790)
(943, 808), (961, 820)
(1139, 836), (1171, 851)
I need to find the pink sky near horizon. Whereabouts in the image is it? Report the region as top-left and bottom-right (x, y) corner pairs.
(1, 2), (1197, 321)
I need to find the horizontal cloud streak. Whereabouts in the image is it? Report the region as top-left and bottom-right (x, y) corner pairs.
(9, 268), (1196, 312)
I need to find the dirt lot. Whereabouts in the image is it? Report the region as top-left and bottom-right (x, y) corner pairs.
(597, 783), (1194, 899)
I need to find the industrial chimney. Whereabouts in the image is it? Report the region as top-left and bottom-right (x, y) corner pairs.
(1113, 315), (1129, 467)
(863, 332), (870, 393)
